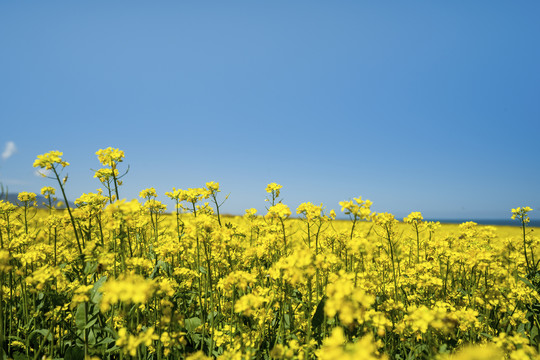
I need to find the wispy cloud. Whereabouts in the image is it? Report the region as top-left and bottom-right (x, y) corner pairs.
(1, 141), (17, 160)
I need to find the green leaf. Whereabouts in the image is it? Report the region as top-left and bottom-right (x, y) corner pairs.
(64, 345), (85, 360)
(87, 328), (97, 346)
(74, 303), (87, 330)
(531, 325), (539, 346)
(96, 337), (117, 346)
(84, 314), (98, 329)
(311, 296), (327, 331)
(29, 329), (53, 342)
(13, 352), (27, 360)
(185, 317), (202, 333)
(84, 261), (98, 275)
(150, 260), (171, 278)
(90, 275), (107, 304)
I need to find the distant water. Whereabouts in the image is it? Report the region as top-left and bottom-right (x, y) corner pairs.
(426, 219), (540, 227)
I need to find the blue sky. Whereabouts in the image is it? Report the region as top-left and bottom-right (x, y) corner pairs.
(1, 1), (539, 220)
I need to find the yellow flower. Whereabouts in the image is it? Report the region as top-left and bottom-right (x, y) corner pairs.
(116, 327), (158, 357)
(329, 209), (337, 219)
(33, 150), (69, 170)
(205, 181), (220, 192)
(26, 265), (61, 292)
(0, 200), (17, 214)
(75, 190), (108, 210)
(296, 202), (323, 221)
(185, 351), (212, 360)
(100, 274), (156, 312)
(139, 187), (157, 199)
(40, 186), (56, 198)
(144, 199), (167, 214)
(403, 211), (423, 224)
(94, 168), (118, 182)
(269, 246), (316, 286)
(244, 208), (258, 218)
(218, 270), (256, 294)
(441, 343), (503, 360)
(325, 271), (374, 326)
(96, 147), (125, 167)
(0, 250), (12, 272)
(339, 196), (372, 219)
(71, 284), (93, 309)
(373, 212), (398, 227)
(17, 192), (37, 205)
(265, 182), (282, 194)
(511, 206), (533, 223)
(234, 293), (266, 316)
(266, 203), (291, 219)
(316, 328), (387, 360)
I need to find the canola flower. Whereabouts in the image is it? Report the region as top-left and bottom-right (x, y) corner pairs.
(17, 191), (37, 204)
(316, 327), (387, 360)
(0, 148), (538, 360)
(33, 150), (69, 170)
(96, 147), (125, 167)
(266, 203), (292, 220)
(99, 273), (156, 312)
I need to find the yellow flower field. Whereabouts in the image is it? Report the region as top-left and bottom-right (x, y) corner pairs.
(0, 148), (538, 359)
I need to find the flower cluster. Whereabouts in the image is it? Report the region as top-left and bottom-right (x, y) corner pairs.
(33, 150), (69, 170)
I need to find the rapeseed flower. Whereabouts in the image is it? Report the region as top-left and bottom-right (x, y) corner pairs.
(0, 199), (17, 214)
(266, 203), (291, 219)
(234, 293), (266, 316)
(100, 274), (156, 312)
(245, 208), (258, 219)
(340, 196), (372, 219)
(445, 344), (503, 360)
(0, 249), (11, 272)
(265, 182), (282, 195)
(17, 191), (37, 205)
(206, 181), (220, 192)
(40, 186), (56, 198)
(139, 187), (158, 200)
(94, 168), (118, 182)
(33, 150), (69, 170)
(511, 206), (533, 223)
(96, 147), (125, 167)
(116, 326), (158, 357)
(403, 211), (423, 224)
(316, 328), (387, 360)
(325, 270), (374, 326)
(218, 270), (257, 294)
(296, 202), (323, 221)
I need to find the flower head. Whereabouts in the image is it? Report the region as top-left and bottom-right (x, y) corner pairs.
(17, 192), (37, 205)
(511, 207), (533, 224)
(96, 147), (125, 167)
(266, 203), (291, 220)
(40, 186), (56, 199)
(339, 196), (372, 220)
(265, 182), (282, 194)
(33, 151), (69, 170)
(403, 212), (423, 224)
(139, 188), (157, 200)
(205, 181), (220, 193)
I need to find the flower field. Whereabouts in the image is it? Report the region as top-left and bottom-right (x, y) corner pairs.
(0, 148), (539, 359)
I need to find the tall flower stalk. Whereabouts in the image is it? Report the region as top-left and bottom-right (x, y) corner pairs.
(34, 151), (83, 257)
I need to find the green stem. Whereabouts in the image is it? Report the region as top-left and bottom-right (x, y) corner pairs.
(52, 167), (83, 256)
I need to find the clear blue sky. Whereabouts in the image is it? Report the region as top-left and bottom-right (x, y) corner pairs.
(1, 1), (539, 220)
